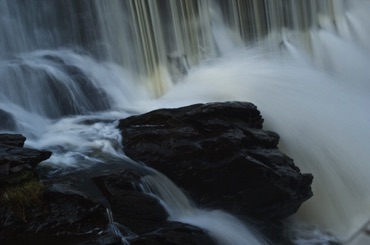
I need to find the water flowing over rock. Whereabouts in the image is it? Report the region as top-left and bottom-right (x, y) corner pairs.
(0, 54), (112, 119)
(93, 170), (169, 234)
(118, 101), (313, 220)
(130, 222), (216, 245)
(0, 109), (16, 131)
(93, 170), (216, 245)
(1, 154), (216, 244)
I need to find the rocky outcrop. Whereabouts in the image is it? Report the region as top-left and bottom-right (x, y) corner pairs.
(93, 170), (216, 245)
(0, 133), (51, 175)
(93, 169), (169, 234)
(0, 190), (108, 239)
(0, 134), (25, 147)
(118, 101), (313, 220)
(1, 161), (216, 245)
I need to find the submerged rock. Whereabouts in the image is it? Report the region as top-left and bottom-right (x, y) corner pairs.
(118, 101), (313, 220)
(130, 221), (215, 245)
(0, 109), (16, 131)
(41, 55), (111, 118)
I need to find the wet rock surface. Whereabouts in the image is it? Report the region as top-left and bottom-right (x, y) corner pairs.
(118, 101), (313, 220)
(130, 221), (216, 245)
(0, 110), (16, 131)
(0, 101), (315, 245)
(0, 133), (26, 147)
(93, 169), (169, 234)
(0, 133), (51, 175)
(1, 150), (216, 245)
(0, 190), (108, 238)
(93, 169), (216, 245)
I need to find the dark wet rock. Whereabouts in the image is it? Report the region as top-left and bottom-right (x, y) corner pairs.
(93, 170), (169, 234)
(0, 109), (16, 131)
(130, 221), (215, 245)
(118, 101), (313, 220)
(0, 133), (26, 147)
(93, 170), (216, 244)
(0, 190), (108, 239)
(0, 145), (51, 169)
(0, 134), (51, 176)
(0, 135), (104, 243)
(0, 143), (51, 176)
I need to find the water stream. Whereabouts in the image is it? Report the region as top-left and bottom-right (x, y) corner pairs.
(1, 0), (370, 243)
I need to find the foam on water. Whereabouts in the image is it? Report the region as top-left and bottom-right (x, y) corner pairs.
(149, 43), (370, 240)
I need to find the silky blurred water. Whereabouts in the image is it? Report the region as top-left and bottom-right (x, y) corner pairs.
(1, 0), (369, 243)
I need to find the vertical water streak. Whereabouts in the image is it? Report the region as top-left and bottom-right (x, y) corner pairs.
(0, 0), (98, 57)
(141, 170), (268, 245)
(92, 0), (220, 97)
(106, 208), (131, 245)
(1, 0), (369, 243)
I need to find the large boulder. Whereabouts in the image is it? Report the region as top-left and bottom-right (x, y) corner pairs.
(118, 101), (313, 220)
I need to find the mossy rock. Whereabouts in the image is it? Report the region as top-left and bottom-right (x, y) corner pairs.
(0, 171), (46, 222)
(0, 170), (34, 185)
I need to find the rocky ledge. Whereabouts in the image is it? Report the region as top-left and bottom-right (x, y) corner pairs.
(0, 101), (314, 244)
(118, 101), (313, 220)
(0, 134), (215, 244)
(0, 134), (51, 175)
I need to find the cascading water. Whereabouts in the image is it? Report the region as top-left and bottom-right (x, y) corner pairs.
(1, 0), (370, 244)
(141, 170), (268, 245)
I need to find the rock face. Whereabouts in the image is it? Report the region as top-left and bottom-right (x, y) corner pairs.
(118, 101), (313, 220)
(0, 134), (51, 175)
(0, 134), (215, 245)
(93, 170), (216, 245)
(0, 134), (25, 147)
(0, 190), (108, 239)
(93, 169), (169, 234)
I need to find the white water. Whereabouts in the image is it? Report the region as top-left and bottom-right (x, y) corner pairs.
(1, 0), (370, 244)
(142, 172), (268, 245)
(153, 46), (370, 241)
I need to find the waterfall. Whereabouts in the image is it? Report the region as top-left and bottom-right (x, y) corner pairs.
(1, 0), (370, 243)
(141, 170), (268, 245)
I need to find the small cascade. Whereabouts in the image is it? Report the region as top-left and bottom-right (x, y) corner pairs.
(0, 50), (110, 119)
(106, 208), (132, 245)
(1, 0), (370, 243)
(0, 49), (149, 121)
(141, 170), (268, 245)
